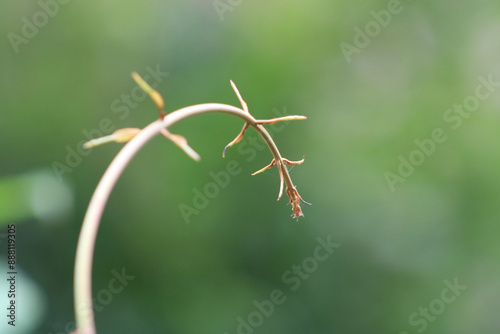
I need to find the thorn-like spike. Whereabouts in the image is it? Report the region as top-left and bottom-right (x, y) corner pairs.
(256, 115), (307, 124)
(251, 159), (276, 176)
(132, 72), (165, 117)
(282, 156), (305, 166)
(277, 161), (285, 201)
(160, 129), (201, 162)
(82, 128), (142, 149)
(83, 134), (116, 150)
(230, 80), (249, 113)
(222, 123), (249, 157)
(222, 145), (230, 158)
(300, 197), (312, 205)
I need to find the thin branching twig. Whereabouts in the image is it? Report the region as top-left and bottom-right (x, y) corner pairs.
(73, 74), (309, 334)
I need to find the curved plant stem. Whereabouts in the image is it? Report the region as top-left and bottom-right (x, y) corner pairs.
(74, 103), (301, 334)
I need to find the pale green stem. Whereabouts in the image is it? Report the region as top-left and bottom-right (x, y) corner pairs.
(74, 103), (296, 334)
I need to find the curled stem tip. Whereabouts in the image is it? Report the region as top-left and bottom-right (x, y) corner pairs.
(74, 77), (310, 334)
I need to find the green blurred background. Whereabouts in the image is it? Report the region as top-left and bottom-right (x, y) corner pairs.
(1, 1), (500, 333)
